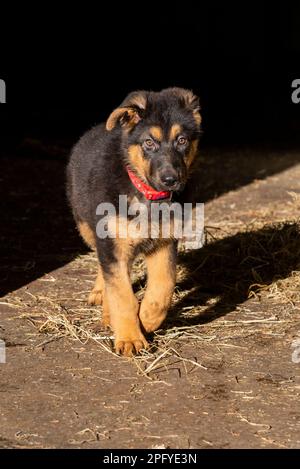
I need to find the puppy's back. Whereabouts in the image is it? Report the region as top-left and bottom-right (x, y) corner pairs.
(66, 123), (108, 222)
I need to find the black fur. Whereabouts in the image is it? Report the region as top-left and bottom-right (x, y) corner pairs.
(66, 87), (201, 275)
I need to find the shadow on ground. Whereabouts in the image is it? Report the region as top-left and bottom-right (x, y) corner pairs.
(1, 139), (300, 297)
(165, 222), (300, 328)
(0, 143), (88, 297)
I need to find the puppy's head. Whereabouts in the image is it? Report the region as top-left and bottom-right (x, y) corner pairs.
(106, 87), (201, 192)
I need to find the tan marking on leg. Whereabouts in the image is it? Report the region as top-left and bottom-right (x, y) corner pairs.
(127, 144), (150, 181)
(139, 243), (176, 332)
(105, 236), (148, 356)
(88, 265), (110, 328)
(101, 293), (110, 328)
(78, 221), (96, 249)
(149, 126), (163, 142)
(88, 266), (105, 305)
(169, 123), (182, 141)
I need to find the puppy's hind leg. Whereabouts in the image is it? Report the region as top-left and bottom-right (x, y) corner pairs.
(88, 265), (111, 328)
(88, 266), (104, 306)
(77, 220), (103, 304)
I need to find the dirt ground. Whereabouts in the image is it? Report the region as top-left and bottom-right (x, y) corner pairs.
(1, 140), (300, 449)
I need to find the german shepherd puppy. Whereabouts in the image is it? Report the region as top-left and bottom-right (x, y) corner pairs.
(67, 87), (201, 356)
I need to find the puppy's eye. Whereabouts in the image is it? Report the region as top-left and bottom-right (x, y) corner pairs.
(177, 136), (187, 145)
(144, 138), (155, 149)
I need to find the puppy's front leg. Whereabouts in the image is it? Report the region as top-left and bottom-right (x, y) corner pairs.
(139, 242), (177, 333)
(102, 242), (148, 356)
(105, 263), (148, 356)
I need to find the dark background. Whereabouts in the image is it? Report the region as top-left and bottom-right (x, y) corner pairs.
(0, 1), (300, 146)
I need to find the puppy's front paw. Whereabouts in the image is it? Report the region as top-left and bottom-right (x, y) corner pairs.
(139, 302), (167, 333)
(88, 289), (103, 305)
(101, 313), (111, 329)
(115, 337), (148, 357)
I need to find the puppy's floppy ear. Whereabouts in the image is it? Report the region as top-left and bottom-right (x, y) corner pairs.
(172, 88), (202, 126)
(106, 91), (148, 131)
(106, 106), (141, 131)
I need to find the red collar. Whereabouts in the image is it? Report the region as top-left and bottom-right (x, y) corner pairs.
(126, 167), (171, 201)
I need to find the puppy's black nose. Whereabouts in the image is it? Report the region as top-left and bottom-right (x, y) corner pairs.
(161, 174), (178, 188)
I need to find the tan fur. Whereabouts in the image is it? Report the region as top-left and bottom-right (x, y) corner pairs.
(176, 88), (202, 126)
(169, 123), (182, 141)
(105, 236), (148, 356)
(87, 263), (111, 328)
(149, 126), (163, 141)
(193, 111), (202, 126)
(139, 243), (176, 332)
(180, 88), (198, 107)
(78, 221), (96, 249)
(127, 144), (150, 181)
(95, 217), (147, 355)
(106, 107), (141, 131)
(185, 139), (199, 168)
(88, 266), (104, 304)
(128, 93), (147, 110)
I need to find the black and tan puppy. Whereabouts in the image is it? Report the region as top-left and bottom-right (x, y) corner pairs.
(67, 87), (201, 356)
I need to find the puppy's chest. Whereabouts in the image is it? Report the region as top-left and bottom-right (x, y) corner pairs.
(106, 196), (180, 241)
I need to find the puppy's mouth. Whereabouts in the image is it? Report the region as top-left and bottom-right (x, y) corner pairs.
(150, 178), (186, 193)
